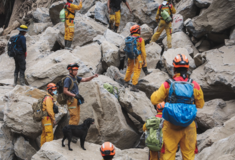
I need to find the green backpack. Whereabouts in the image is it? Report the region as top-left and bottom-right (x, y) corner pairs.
(145, 117), (163, 152)
(32, 95), (48, 122)
(60, 8), (66, 22)
(160, 3), (173, 23)
(103, 83), (119, 99)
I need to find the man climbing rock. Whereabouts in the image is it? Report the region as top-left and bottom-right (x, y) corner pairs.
(150, 0), (176, 48)
(151, 54), (205, 160)
(64, 0), (82, 50)
(107, 0), (132, 32)
(14, 25), (28, 86)
(124, 25), (150, 92)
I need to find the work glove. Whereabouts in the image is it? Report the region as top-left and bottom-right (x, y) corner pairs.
(75, 94), (84, 105)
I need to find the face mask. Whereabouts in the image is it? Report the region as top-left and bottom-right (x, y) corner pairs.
(52, 90), (57, 95)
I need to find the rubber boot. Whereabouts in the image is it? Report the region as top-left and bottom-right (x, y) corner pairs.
(130, 85), (139, 92)
(114, 26), (118, 33)
(72, 137), (78, 144)
(142, 67), (152, 76)
(124, 81), (129, 88)
(109, 22), (113, 30)
(19, 74), (25, 86)
(64, 40), (67, 49)
(66, 41), (73, 51)
(14, 73), (18, 86)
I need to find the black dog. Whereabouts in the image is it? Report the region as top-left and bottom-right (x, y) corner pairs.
(62, 118), (94, 151)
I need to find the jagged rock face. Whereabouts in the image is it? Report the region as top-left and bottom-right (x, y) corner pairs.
(94, 1), (109, 25)
(176, 0), (198, 20)
(0, 122), (14, 160)
(195, 0), (213, 8)
(186, 0), (235, 38)
(28, 22), (53, 35)
(31, 139), (149, 160)
(145, 42), (162, 69)
(14, 136), (37, 160)
(32, 7), (51, 23)
(196, 99), (235, 131)
(191, 45), (235, 101)
(49, 1), (65, 25)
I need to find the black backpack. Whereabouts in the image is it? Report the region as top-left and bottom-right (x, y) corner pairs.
(8, 35), (21, 57)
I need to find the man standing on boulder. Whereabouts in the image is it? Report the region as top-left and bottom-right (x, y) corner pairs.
(64, 0), (82, 50)
(63, 63), (98, 142)
(151, 54), (204, 159)
(150, 0), (176, 48)
(107, 0), (132, 32)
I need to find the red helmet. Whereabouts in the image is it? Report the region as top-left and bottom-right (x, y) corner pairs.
(47, 83), (57, 90)
(173, 54), (189, 68)
(67, 63), (79, 70)
(100, 142), (115, 157)
(156, 102), (165, 112)
(130, 25), (140, 34)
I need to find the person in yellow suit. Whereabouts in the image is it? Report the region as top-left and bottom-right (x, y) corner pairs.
(124, 25), (150, 92)
(151, 54), (205, 160)
(40, 83), (57, 147)
(107, 0), (132, 32)
(64, 0), (82, 50)
(150, 0), (176, 48)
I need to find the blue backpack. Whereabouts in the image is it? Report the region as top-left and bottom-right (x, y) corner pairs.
(8, 35), (21, 57)
(124, 36), (141, 59)
(162, 78), (197, 127)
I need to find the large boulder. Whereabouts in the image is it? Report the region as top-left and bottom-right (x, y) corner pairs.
(120, 22), (137, 37)
(162, 32), (198, 56)
(197, 115), (235, 153)
(32, 7), (51, 23)
(176, 0), (198, 20)
(104, 29), (125, 47)
(162, 48), (196, 76)
(105, 66), (125, 85)
(14, 136), (37, 160)
(137, 69), (170, 98)
(0, 53), (15, 85)
(28, 22), (53, 36)
(196, 99), (235, 131)
(0, 122), (14, 160)
(94, 1), (109, 25)
(145, 43), (162, 69)
(196, 132), (235, 160)
(101, 41), (120, 70)
(186, 0), (235, 38)
(191, 45), (235, 101)
(49, 1), (65, 25)
(3, 86), (67, 139)
(119, 88), (157, 131)
(32, 139), (149, 160)
(140, 24), (153, 41)
(0, 86), (14, 121)
(195, 0), (213, 8)
(79, 0), (97, 14)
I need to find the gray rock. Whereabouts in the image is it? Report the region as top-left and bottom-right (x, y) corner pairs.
(176, 0), (198, 20)
(140, 24), (153, 41)
(145, 42), (162, 69)
(194, 53), (206, 67)
(32, 7), (51, 23)
(120, 22), (137, 38)
(0, 28), (3, 35)
(0, 41), (6, 56)
(230, 26), (235, 41)
(104, 29), (125, 47)
(195, 0), (213, 8)
(79, 0), (97, 14)
(28, 22), (53, 36)
(94, 1), (109, 25)
(14, 136), (37, 160)
(49, 1), (65, 25)
(195, 38), (211, 53)
(225, 39), (235, 46)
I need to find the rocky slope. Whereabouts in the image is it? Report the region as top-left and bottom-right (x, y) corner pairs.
(0, 0), (235, 159)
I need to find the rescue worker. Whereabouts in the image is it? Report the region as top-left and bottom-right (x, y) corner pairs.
(150, 0), (176, 48)
(100, 142), (116, 160)
(41, 83), (57, 147)
(143, 102), (165, 160)
(124, 25), (150, 92)
(107, 0), (132, 32)
(151, 54), (204, 160)
(14, 25), (28, 86)
(63, 63), (98, 142)
(64, 0), (82, 50)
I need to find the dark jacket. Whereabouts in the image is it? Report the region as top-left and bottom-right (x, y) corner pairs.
(16, 34), (27, 54)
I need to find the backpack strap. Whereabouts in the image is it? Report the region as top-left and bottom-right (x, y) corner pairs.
(187, 78), (193, 84)
(168, 3), (173, 18)
(65, 4), (75, 17)
(166, 79), (175, 85)
(67, 75), (79, 91)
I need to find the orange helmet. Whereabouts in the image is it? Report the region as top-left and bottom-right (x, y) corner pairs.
(156, 102), (165, 112)
(47, 83), (57, 90)
(100, 142), (115, 157)
(130, 25), (140, 34)
(173, 54), (189, 68)
(67, 63), (79, 70)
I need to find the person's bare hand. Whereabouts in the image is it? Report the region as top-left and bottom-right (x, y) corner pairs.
(93, 74), (98, 78)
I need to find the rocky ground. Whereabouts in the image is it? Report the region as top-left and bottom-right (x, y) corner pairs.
(0, 0), (235, 159)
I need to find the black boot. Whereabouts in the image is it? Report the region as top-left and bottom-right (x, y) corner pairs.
(19, 74), (25, 86)
(14, 73), (18, 86)
(65, 41), (73, 50)
(130, 85), (139, 92)
(124, 81), (129, 88)
(114, 26), (118, 33)
(109, 22), (113, 30)
(64, 40), (67, 49)
(142, 67), (151, 76)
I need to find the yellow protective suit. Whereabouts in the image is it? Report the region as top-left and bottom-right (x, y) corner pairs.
(124, 34), (147, 86)
(67, 98), (80, 125)
(40, 93), (55, 147)
(64, 2), (82, 41)
(150, 3), (176, 48)
(150, 74), (205, 160)
(109, 10), (121, 27)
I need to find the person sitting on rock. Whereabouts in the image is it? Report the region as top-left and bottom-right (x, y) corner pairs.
(107, 0), (132, 32)
(142, 102), (165, 160)
(41, 83), (57, 147)
(100, 142), (116, 160)
(150, 54), (204, 160)
(14, 25), (28, 86)
(150, 0), (176, 48)
(64, 0), (82, 50)
(63, 63), (98, 143)
(124, 25), (150, 92)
